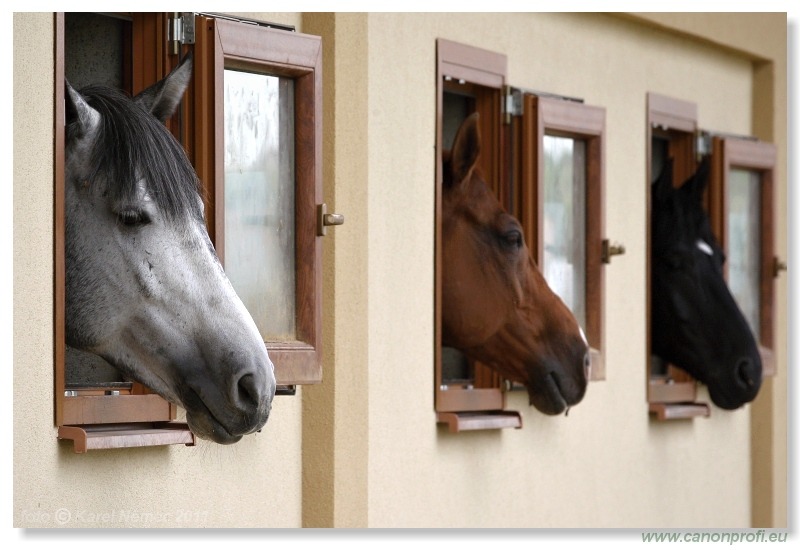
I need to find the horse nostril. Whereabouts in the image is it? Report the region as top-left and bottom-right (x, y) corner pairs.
(736, 358), (758, 388)
(236, 373), (262, 410)
(583, 352), (592, 380)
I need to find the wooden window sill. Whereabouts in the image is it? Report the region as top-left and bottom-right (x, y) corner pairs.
(437, 411), (522, 433)
(58, 422), (195, 454)
(648, 402), (710, 421)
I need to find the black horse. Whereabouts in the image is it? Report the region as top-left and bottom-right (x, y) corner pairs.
(651, 157), (761, 409)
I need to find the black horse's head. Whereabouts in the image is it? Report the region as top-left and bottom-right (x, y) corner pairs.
(651, 157), (761, 409)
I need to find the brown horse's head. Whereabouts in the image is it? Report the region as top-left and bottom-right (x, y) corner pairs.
(441, 113), (589, 415)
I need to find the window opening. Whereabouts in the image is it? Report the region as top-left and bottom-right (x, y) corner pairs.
(439, 84), (504, 395)
(57, 13), (195, 451)
(435, 39), (515, 429)
(646, 92), (708, 419)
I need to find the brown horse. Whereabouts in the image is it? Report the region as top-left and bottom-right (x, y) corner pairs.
(441, 113), (589, 415)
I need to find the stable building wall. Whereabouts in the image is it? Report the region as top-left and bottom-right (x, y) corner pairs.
(304, 12), (786, 528)
(13, 11), (787, 529)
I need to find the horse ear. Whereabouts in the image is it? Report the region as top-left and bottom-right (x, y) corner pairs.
(684, 155), (711, 201)
(134, 52), (193, 123)
(652, 157), (674, 203)
(450, 113), (481, 184)
(65, 80), (100, 140)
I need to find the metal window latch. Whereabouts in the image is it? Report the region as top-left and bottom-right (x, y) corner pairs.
(602, 239), (626, 264)
(774, 257), (787, 278)
(317, 203), (345, 236)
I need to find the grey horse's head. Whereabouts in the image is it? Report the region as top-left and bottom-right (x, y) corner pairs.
(64, 55), (276, 443)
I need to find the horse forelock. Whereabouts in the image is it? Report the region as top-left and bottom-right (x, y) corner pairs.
(655, 187), (723, 268)
(76, 85), (204, 226)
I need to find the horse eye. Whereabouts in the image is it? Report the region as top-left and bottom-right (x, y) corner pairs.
(503, 230), (523, 248)
(117, 209), (151, 227)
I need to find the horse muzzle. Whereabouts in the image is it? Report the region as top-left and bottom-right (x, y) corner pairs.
(179, 353), (276, 444)
(526, 351), (588, 416)
(705, 354), (762, 410)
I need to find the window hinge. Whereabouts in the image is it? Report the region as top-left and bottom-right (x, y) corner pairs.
(696, 129), (760, 160)
(170, 12), (195, 55)
(504, 85), (523, 124)
(696, 131), (712, 160)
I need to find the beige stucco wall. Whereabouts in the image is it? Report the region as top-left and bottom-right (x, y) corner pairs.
(303, 12), (786, 528)
(13, 11), (787, 529)
(635, 13), (789, 530)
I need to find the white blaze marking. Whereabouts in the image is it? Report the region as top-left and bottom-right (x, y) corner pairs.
(579, 326), (592, 380)
(696, 239), (714, 256)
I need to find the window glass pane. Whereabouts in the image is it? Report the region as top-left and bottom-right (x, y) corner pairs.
(543, 135), (586, 329)
(727, 168), (761, 337)
(224, 69), (296, 341)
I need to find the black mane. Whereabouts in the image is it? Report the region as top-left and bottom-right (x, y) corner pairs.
(70, 85), (203, 224)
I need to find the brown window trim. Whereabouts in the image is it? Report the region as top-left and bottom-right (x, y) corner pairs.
(55, 11), (67, 428)
(518, 93), (607, 381)
(709, 135), (778, 377)
(435, 39), (516, 426)
(646, 92), (708, 417)
(194, 15), (323, 385)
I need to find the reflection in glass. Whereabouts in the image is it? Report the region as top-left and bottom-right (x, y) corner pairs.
(224, 69), (296, 341)
(727, 168), (761, 337)
(543, 136), (586, 329)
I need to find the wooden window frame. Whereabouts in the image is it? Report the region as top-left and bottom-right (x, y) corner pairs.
(55, 13), (324, 451)
(193, 15), (323, 386)
(434, 40), (608, 430)
(647, 93), (779, 421)
(435, 39), (517, 429)
(518, 94), (607, 380)
(646, 92), (710, 419)
(708, 136), (777, 377)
